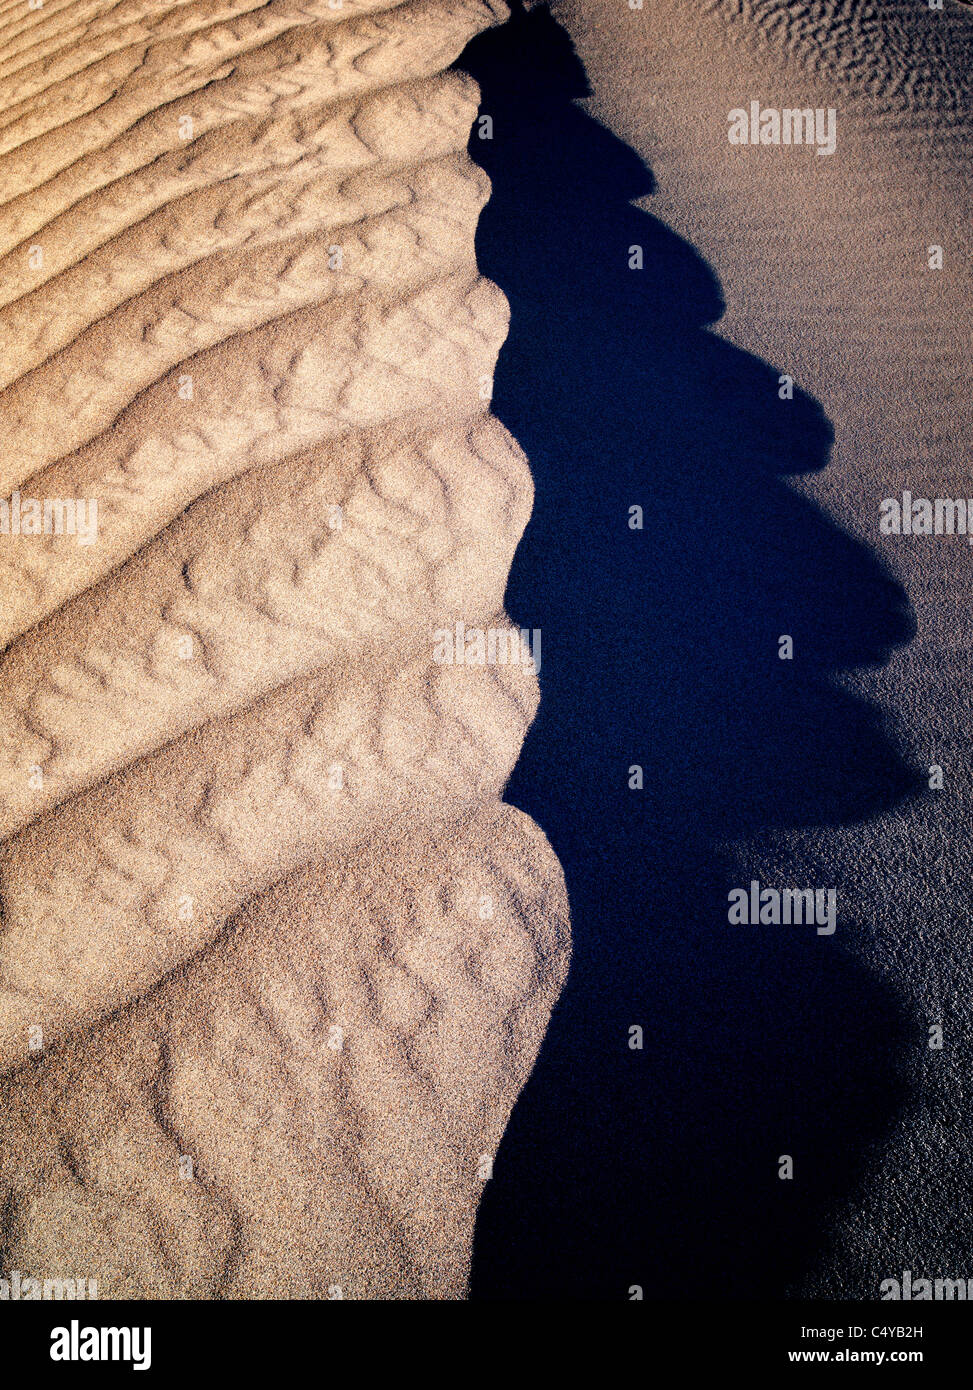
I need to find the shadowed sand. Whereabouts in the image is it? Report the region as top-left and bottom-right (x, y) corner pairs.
(467, 0), (971, 1300)
(2, 0), (969, 1302)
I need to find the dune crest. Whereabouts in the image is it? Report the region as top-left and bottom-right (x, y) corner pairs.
(0, 0), (569, 1297)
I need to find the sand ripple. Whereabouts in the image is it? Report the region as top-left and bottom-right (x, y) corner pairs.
(0, 0), (568, 1297)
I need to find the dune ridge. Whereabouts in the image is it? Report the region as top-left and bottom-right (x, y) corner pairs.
(0, 0), (569, 1298)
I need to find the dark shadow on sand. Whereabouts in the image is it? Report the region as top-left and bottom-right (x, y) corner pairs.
(458, 4), (923, 1300)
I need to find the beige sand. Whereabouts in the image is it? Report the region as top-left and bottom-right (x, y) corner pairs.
(0, 0), (569, 1298)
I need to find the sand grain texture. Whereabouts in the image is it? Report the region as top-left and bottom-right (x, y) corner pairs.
(0, 0), (569, 1298)
(551, 0), (972, 1298)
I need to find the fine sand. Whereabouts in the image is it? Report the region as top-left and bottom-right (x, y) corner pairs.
(2, 0), (970, 1302)
(547, 0), (972, 1297)
(0, 0), (569, 1298)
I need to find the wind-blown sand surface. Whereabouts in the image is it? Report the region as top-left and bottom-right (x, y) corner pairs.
(604, 0), (972, 1297)
(0, 0), (569, 1298)
(469, 0), (970, 1298)
(1, 0), (969, 1303)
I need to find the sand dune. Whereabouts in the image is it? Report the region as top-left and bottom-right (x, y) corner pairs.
(0, 805), (568, 1299)
(0, 0), (568, 1297)
(545, 0), (972, 1299)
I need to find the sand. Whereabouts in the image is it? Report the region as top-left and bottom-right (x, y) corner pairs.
(2, 0), (970, 1303)
(0, 0), (569, 1298)
(499, 0), (970, 1298)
